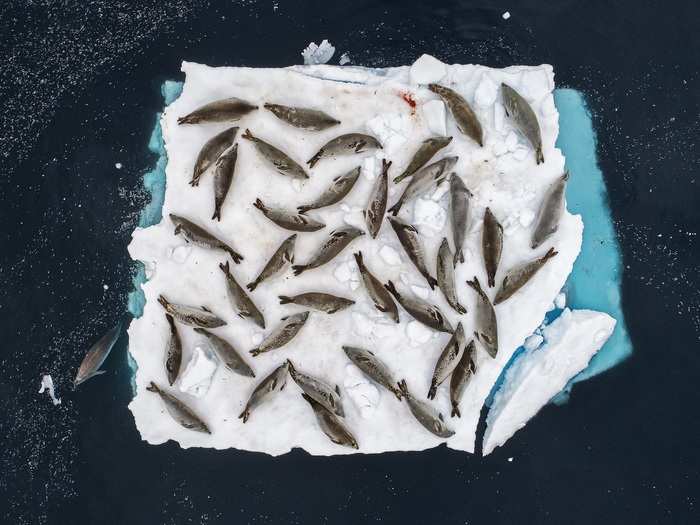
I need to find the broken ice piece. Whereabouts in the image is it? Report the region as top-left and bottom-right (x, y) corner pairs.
(502, 11), (511, 20)
(409, 54), (447, 85)
(362, 156), (377, 181)
(301, 39), (335, 65)
(513, 148), (528, 161)
(291, 179), (303, 193)
(518, 208), (535, 228)
(406, 320), (432, 345)
(178, 344), (218, 398)
(505, 131), (519, 151)
(38, 375), (61, 406)
(523, 334), (544, 351)
(339, 52), (351, 65)
(483, 310), (616, 454)
(352, 312), (374, 337)
(366, 113), (409, 156)
(492, 141), (508, 157)
(144, 260), (157, 279)
(410, 285), (429, 300)
(421, 100), (447, 136)
(170, 246), (191, 264)
(413, 198), (447, 235)
(334, 262), (354, 283)
(554, 293), (566, 309)
(379, 245), (402, 266)
(474, 74), (499, 108)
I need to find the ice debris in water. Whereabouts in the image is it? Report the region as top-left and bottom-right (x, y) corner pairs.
(502, 11), (511, 20)
(523, 334), (544, 351)
(178, 343), (218, 398)
(115, 162), (123, 169)
(409, 54), (447, 85)
(379, 245), (402, 266)
(301, 40), (336, 65)
(422, 100), (447, 136)
(554, 292), (566, 309)
(38, 375), (61, 405)
(339, 52), (351, 65)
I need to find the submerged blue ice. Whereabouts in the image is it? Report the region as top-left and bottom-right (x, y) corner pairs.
(127, 79), (631, 403)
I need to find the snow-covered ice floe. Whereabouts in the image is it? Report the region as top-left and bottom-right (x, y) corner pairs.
(482, 309), (615, 454)
(126, 55), (623, 455)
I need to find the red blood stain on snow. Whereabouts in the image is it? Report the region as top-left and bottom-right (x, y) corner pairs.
(400, 92), (417, 114)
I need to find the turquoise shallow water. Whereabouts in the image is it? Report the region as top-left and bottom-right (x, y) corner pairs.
(127, 81), (632, 402)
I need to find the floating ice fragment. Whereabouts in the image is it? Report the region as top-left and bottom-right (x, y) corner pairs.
(474, 74), (499, 107)
(422, 100), (447, 136)
(523, 334), (544, 351)
(103, 284), (109, 291)
(502, 11), (511, 20)
(38, 375), (61, 405)
(554, 293), (566, 309)
(379, 245), (402, 266)
(406, 321), (432, 345)
(178, 344), (218, 398)
(409, 54), (447, 85)
(115, 162), (123, 169)
(339, 52), (351, 65)
(301, 39), (335, 65)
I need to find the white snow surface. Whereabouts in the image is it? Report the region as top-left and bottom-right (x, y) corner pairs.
(128, 56), (588, 455)
(483, 309), (616, 455)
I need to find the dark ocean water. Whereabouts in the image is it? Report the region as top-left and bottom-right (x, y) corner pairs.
(1, 1), (698, 524)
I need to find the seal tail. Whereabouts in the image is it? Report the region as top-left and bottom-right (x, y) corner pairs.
(223, 246), (243, 264)
(427, 381), (437, 400)
(384, 280), (400, 299)
(542, 247), (559, 262)
(246, 280), (259, 292)
(241, 128), (255, 141)
(212, 207), (222, 222)
(536, 146), (545, 165)
(397, 379), (409, 398)
(278, 295), (294, 305)
(249, 348), (262, 357)
(454, 249), (464, 266)
(296, 205), (311, 215)
(146, 382), (159, 393)
(451, 404), (461, 418)
(387, 199), (402, 216)
(177, 115), (198, 125)
(238, 407), (250, 423)
(157, 295), (169, 310)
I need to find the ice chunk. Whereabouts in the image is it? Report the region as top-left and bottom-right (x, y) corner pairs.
(334, 262), (354, 283)
(339, 53), (351, 65)
(523, 334), (543, 351)
(513, 147), (528, 161)
(362, 156), (377, 181)
(483, 309), (616, 454)
(366, 113), (410, 155)
(38, 375), (61, 406)
(413, 198), (447, 235)
(178, 344), (218, 398)
(474, 74), (499, 107)
(301, 40), (335, 65)
(422, 100), (447, 136)
(344, 365), (380, 418)
(502, 11), (511, 20)
(554, 293), (566, 309)
(518, 208), (535, 227)
(379, 245), (402, 266)
(409, 54), (447, 85)
(492, 141), (508, 157)
(406, 321), (432, 345)
(115, 162), (123, 169)
(411, 285), (429, 300)
(505, 131), (519, 151)
(170, 245), (191, 264)
(352, 312), (374, 337)
(343, 209), (365, 229)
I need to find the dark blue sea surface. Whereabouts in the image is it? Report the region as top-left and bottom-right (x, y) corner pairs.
(1, 1), (698, 524)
